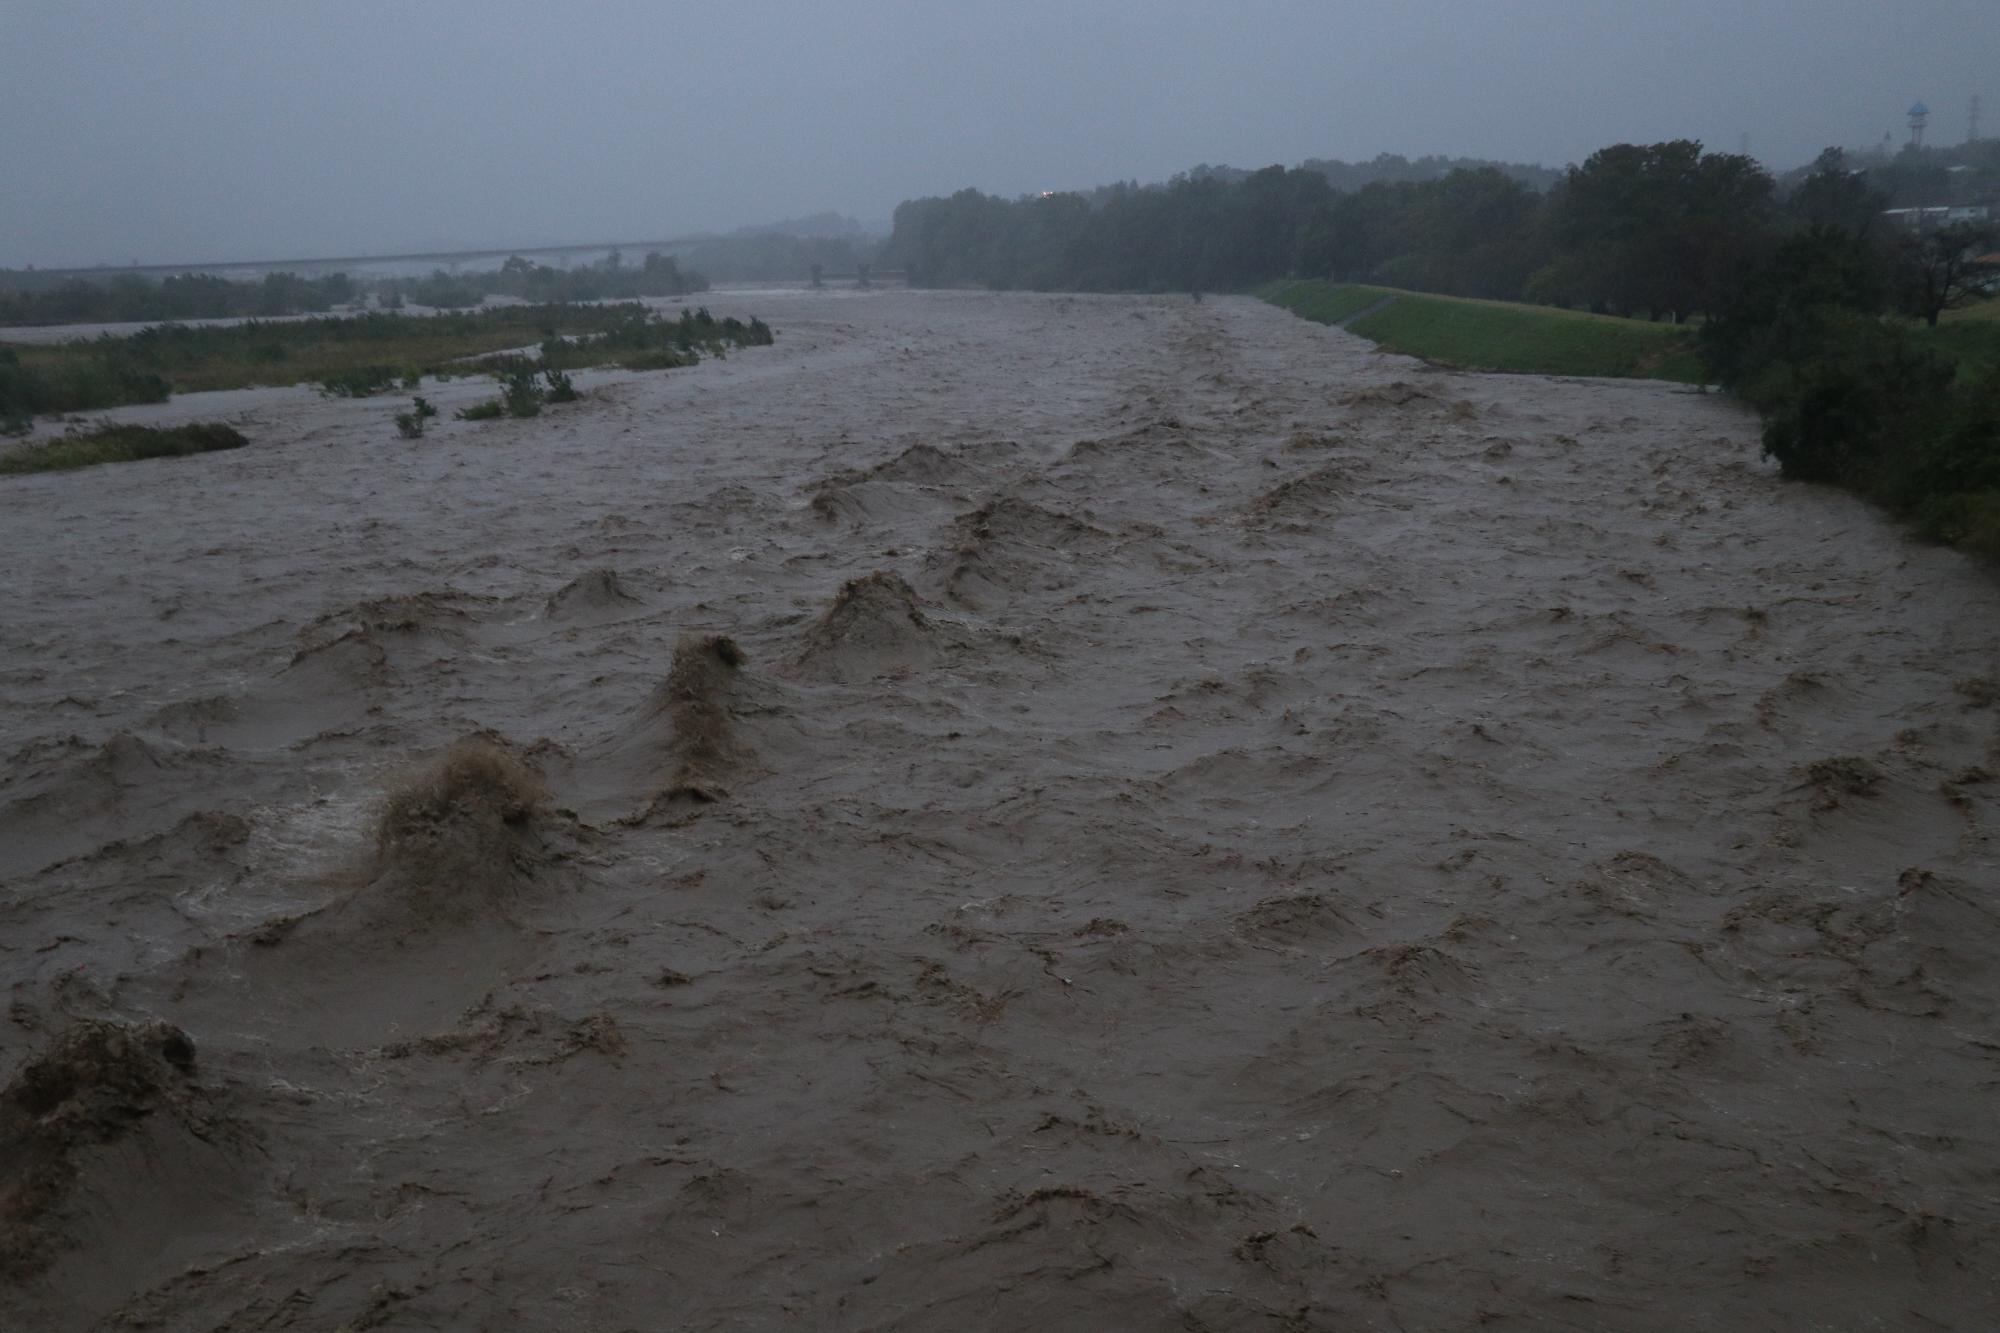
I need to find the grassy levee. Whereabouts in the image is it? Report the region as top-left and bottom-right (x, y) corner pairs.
(0, 422), (248, 476)
(1259, 280), (1706, 383)
(1256, 279), (1388, 327)
(1926, 298), (2000, 380)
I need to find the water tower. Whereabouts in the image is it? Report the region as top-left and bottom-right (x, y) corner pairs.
(1908, 101), (1930, 148)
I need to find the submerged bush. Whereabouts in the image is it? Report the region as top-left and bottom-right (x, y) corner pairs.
(617, 347), (693, 372)
(500, 366), (543, 417)
(394, 395), (439, 438)
(0, 349), (29, 434)
(0, 421), (248, 476)
(319, 363), (403, 397)
(542, 367), (578, 403)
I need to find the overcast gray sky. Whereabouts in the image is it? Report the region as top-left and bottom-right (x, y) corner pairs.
(2, 0), (1991, 267)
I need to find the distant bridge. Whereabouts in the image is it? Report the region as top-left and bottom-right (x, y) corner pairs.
(24, 247), (907, 288)
(22, 237), (722, 281)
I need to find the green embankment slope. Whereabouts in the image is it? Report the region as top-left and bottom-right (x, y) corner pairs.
(1259, 280), (1706, 384)
(1928, 298), (2000, 379)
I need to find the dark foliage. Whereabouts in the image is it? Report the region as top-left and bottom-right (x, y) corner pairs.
(1892, 222), (2000, 328)
(0, 343), (169, 426)
(0, 421), (248, 475)
(0, 271), (355, 327)
(394, 396), (438, 439)
(382, 250), (709, 309)
(1701, 211), (1997, 558)
(887, 141), (1778, 318)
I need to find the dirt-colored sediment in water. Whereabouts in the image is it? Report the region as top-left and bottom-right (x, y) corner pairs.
(2, 290), (1997, 1330)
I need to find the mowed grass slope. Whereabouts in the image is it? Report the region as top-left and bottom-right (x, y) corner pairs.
(1926, 296), (2000, 379)
(1260, 280), (1706, 383)
(1255, 279), (1390, 327)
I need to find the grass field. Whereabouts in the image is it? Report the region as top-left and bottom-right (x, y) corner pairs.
(1925, 296), (2000, 379)
(1255, 280), (1390, 328)
(1259, 280), (1707, 383)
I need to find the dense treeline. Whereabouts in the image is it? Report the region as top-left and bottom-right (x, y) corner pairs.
(384, 250), (707, 309)
(886, 151), (1781, 310)
(888, 139), (1999, 555)
(1796, 137), (2000, 209)
(0, 271), (356, 326)
(1703, 204), (1999, 556)
(889, 141), (1996, 321)
(0, 251), (710, 326)
(1298, 152), (1564, 194)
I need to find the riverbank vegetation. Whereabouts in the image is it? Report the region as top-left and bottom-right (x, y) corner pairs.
(0, 303), (773, 431)
(0, 271), (357, 327)
(0, 421), (248, 476)
(1259, 280), (1705, 382)
(1702, 219), (2000, 557)
(887, 139), (1997, 319)
(0, 249), (709, 327)
(887, 136), (1997, 557)
(383, 250), (707, 309)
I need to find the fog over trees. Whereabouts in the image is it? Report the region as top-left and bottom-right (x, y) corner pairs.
(1, 0), (1992, 267)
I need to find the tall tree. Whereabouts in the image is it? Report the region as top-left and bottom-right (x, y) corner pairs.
(1536, 141), (1775, 320)
(1788, 148), (1887, 237)
(1894, 222), (1999, 327)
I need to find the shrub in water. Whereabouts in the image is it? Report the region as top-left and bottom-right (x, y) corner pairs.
(618, 348), (693, 372)
(319, 364), (402, 398)
(500, 366), (543, 418)
(393, 395), (439, 439)
(0, 422), (248, 476)
(0, 349), (29, 435)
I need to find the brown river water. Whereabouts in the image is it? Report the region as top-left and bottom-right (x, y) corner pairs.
(2, 291), (1996, 1330)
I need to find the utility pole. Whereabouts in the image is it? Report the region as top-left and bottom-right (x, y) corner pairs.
(1970, 94), (1983, 144)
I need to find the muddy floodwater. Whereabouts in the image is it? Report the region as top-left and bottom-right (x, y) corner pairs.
(3, 291), (1997, 1330)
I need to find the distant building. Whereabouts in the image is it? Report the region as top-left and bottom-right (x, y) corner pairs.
(1883, 204), (1993, 228)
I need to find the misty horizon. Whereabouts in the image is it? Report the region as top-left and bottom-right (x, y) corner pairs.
(4, 0), (1994, 268)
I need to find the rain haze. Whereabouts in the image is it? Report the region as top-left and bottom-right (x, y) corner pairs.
(2, 0), (1994, 266)
(6, 3), (2000, 1330)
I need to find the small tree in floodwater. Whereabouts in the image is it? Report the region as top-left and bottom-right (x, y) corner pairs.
(394, 395), (439, 438)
